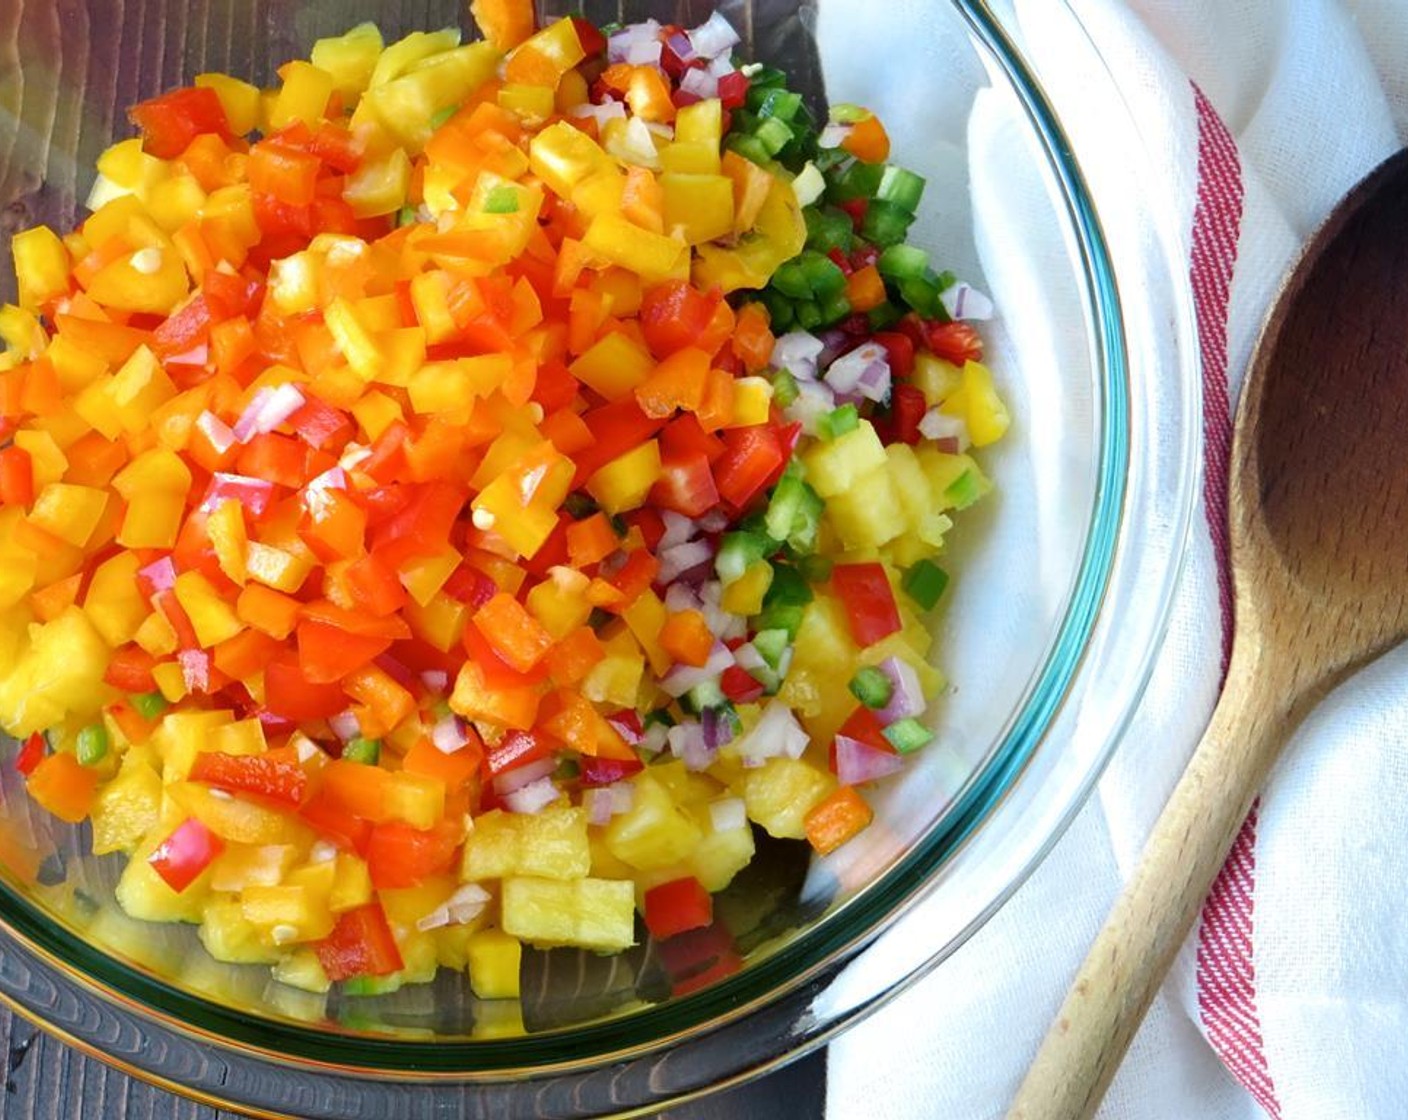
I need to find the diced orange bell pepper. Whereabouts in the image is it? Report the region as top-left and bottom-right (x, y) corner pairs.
(27, 752), (100, 824)
(804, 785), (875, 855)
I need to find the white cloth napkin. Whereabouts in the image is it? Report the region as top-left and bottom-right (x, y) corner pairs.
(826, 2), (1408, 1117)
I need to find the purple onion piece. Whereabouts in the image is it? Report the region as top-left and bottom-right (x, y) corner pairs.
(493, 756), (557, 796)
(834, 735), (905, 786)
(660, 642), (733, 697)
(876, 657), (926, 724)
(503, 776), (560, 815)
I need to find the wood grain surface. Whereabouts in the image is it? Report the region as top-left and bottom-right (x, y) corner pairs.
(0, 999), (826, 1118)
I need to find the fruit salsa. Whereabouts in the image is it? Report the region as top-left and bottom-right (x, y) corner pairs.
(0, 1), (1008, 1001)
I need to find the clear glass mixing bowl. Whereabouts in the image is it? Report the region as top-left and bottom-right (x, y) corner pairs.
(0, 1), (1200, 1114)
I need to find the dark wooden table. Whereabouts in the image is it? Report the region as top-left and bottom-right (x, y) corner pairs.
(0, 1001), (826, 1118)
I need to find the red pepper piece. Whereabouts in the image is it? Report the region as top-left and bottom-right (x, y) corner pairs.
(148, 818), (224, 892)
(365, 820), (461, 890)
(315, 902), (405, 982)
(189, 747), (309, 809)
(831, 563), (903, 647)
(15, 733), (45, 777)
(129, 87), (233, 159)
(644, 876), (714, 940)
(263, 654), (348, 720)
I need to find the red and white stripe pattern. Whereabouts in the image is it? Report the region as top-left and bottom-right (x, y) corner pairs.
(1187, 82), (1282, 1120)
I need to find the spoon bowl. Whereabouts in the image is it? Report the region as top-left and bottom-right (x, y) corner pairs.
(1008, 146), (1408, 1120)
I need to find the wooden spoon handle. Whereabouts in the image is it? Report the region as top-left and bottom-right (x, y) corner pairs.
(1006, 650), (1300, 1120)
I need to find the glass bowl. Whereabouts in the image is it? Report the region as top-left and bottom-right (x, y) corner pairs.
(0, 1), (1200, 1115)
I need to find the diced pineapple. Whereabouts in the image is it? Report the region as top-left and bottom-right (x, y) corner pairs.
(466, 927), (522, 999)
(884, 444), (937, 529)
(241, 881), (335, 944)
(801, 421), (887, 498)
(330, 853), (373, 912)
(209, 844), (299, 892)
(943, 360), (1009, 446)
(462, 806), (590, 881)
(500, 876), (636, 953)
(90, 752), (163, 855)
(688, 808), (755, 893)
(156, 709), (234, 781)
(915, 448), (992, 512)
(393, 927), (440, 985)
(739, 758), (837, 841)
(116, 829), (213, 923)
(824, 464), (907, 549)
(199, 895), (283, 963)
(911, 352), (963, 406)
(647, 760), (724, 807)
(604, 775), (702, 871)
(273, 948), (333, 994)
(0, 606), (111, 738)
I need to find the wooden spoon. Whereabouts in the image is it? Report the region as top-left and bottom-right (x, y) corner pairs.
(1006, 147), (1408, 1120)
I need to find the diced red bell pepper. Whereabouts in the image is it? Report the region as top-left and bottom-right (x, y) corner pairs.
(839, 197), (868, 231)
(287, 395), (353, 450)
(640, 281), (732, 359)
(658, 919), (742, 996)
(102, 645), (161, 693)
(188, 746), (309, 808)
(833, 705), (894, 759)
(15, 733), (45, 777)
(0, 446), (34, 507)
(570, 399), (668, 486)
(152, 295), (213, 359)
(923, 320), (984, 365)
(606, 548), (660, 608)
(443, 564), (498, 610)
(148, 818), (224, 892)
(873, 331), (915, 378)
(300, 787), (372, 853)
(484, 729), (553, 776)
(263, 654), (348, 720)
(719, 664), (765, 704)
(876, 383), (926, 446)
(651, 447), (720, 517)
(831, 563), (903, 647)
(129, 87), (233, 159)
(315, 901), (405, 982)
(572, 16), (608, 56)
(296, 618), (395, 683)
(365, 819), (461, 890)
(579, 753), (645, 787)
(713, 423), (786, 510)
(717, 71), (750, 110)
(369, 480), (467, 567)
(644, 876), (713, 940)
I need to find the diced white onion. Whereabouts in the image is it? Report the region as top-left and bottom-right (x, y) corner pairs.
(792, 162), (826, 208)
(608, 20), (661, 63)
(416, 883), (492, 931)
(918, 408), (971, 450)
(625, 38), (663, 66)
(784, 379), (838, 435)
(660, 641), (733, 697)
(824, 342), (890, 397)
(771, 331), (825, 379)
(421, 669), (449, 693)
(493, 756), (557, 796)
(679, 68), (719, 100)
(658, 538), (714, 585)
(328, 710), (361, 743)
(571, 100), (628, 127)
(431, 715), (470, 754)
(819, 123), (853, 149)
(195, 410), (237, 456)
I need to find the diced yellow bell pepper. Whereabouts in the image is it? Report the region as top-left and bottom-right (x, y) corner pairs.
(721, 559), (774, 615)
(675, 98), (723, 149)
(85, 244), (189, 316)
(383, 771), (446, 830)
(329, 853), (373, 912)
(569, 332), (654, 401)
(726, 376), (774, 428)
(134, 608), (179, 659)
(404, 591), (470, 651)
(343, 147), (412, 219)
(151, 660), (188, 703)
(208, 718), (268, 759)
(206, 498), (249, 584)
(622, 590), (670, 676)
(583, 214), (688, 283)
(112, 445), (192, 498)
(310, 22), (386, 98)
(408, 271), (458, 345)
(83, 552), (148, 646)
(13, 429), (66, 488)
(693, 173), (805, 292)
(498, 83), (556, 122)
(528, 122), (615, 199)
(941, 359), (1010, 447)
(156, 709), (233, 780)
(580, 638), (643, 709)
(146, 175), (207, 234)
(47, 334), (108, 392)
(269, 61), (335, 130)
(117, 490), (186, 550)
(465, 927), (522, 999)
(525, 570), (592, 639)
(369, 28), (462, 88)
(398, 546), (460, 607)
(245, 542), (314, 594)
(358, 43), (500, 151)
(170, 780), (310, 847)
(194, 73), (263, 135)
(660, 141), (721, 176)
(585, 441), (662, 515)
(661, 173), (734, 245)
(173, 571), (243, 648)
(351, 389), (403, 440)
(27, 483), (107, 547)
(11, 226), (70, 311)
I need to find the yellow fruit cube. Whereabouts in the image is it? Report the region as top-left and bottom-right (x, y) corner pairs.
(586, 441), (662, 515)
(200, 897), (283, 964)
(500, 876), (635, 953)
(462, 807), (590, 882)
(465, 928), (522, 1000)
(740, 758), (836, 840)
(90, 753), (163, 856)
(802, 421), (888, 498)
(604, 775), (701, 871)
(569, 332), (655, 401)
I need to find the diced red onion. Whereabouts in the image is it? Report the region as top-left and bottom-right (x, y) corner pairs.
(701, 705), (738, 750)
(679, 68), (719, 100)
(664, 582), (703, 613)
(658, 510), (698, 551)
(420, 669), (449, 694)
(570, 100), (627, 127)
(608, 20), (661, 63)
(584, 782), (635, 826)
(733, 701), (809, 766)
(660, 641), (734, 697)
(834, 735), (905, 786)
(306, 465), (348, 494)
(138, 555), (177, 595)
(698, 509), (730, 535)
(709, 796), (747, 833)
(919, 408), (971, 450)
(195, 410), (236, 455)
(876, 656), (925, 724)
(493, 756), (557, 796)
(179, 649), (211, 693)
(232, 383), (305, 443)
(503, 775), (560, 815)
(416, 884), (491, 931)
(200, 472), (275, 516)
(624, 38), (663, 66)
(785, 379), (838, 435)
(825, 342), (890, 398)
(606, 710), (644, 745)
(328, 710), (361, 743)
(688, 11), (740, 59)
(819, 123), (853, 149)
(771, 331), (825, 379)
(668, 721), (716, 771)
(940, 282), (995, 322)
(706, 54), (736, 78)
(431, 715), (470, 754)
(732, 642), (769, 675)
(641, 721), (670, 755)
(818, 329), (851, 365)
(658, 538), (714, 585)
(666, 30), (696, 63)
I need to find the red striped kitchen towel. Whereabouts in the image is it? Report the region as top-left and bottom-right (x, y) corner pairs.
(829, 1), (1408, 1116)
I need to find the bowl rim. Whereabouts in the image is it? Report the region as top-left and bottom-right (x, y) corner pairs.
(0, 0), (1198, 1108)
